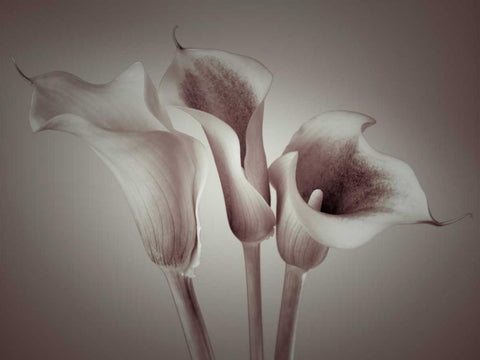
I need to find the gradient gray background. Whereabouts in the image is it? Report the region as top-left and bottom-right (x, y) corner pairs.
(1, 0), (478, 359)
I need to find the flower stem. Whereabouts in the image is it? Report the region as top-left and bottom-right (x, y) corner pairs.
(274, 264), (307, 360)
(163, 270), (215, 360)
(242, 242), (264, 360)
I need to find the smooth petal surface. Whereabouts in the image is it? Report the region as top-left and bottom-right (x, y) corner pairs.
(275, 185), (329, 271)
(24, 63), (207, 275)
(270, 111), (462, 249)
(28, 61), (174, 132)
(159, 33), (274, 242)
(177, 107), (275, 243)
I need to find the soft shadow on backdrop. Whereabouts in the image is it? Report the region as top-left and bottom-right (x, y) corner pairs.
(1, 0), (478, 359)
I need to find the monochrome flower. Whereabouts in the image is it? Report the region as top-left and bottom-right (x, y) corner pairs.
(159, 29), (275, 244)
(270, 111), (466, 255)
(270, 110), (468, 360)
(17, 60), (208, 275)
(158, 29), (276, 359)
(16, 59), (217, 359)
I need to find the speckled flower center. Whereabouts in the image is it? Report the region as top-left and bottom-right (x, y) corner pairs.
(290, 140), (393, 215)
(180, 57), (257, 165)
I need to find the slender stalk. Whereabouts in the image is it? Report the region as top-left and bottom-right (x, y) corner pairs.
(163, 270), (215, 360)
(274, 264), (307, 360)
(242, 242), (264, 360)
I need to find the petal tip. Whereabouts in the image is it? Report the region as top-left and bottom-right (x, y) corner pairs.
(300, 110), (377, 139)
(361, 115), (376, 131)
(12, 57), (33, 85)
(172, 25), (184, 50)
(329, 110), (376, 131)
(426, 212), (473, 227)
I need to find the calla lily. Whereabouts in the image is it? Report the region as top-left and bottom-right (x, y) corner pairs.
(159, 29), (275, 243)
(269, 111), (469, 360)
(158, 29), (275, 359)
(16, 60), (214, 360)
(270, 110), (467, 252)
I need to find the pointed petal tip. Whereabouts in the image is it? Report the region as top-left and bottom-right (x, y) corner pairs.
(326, 110), (376, 131)
(172, 26), (184, 50)
(12, 57), (33, 85)
(361, 115), (376, 131)
(298, 111), (377, 140)
(425, 212), (473, 227)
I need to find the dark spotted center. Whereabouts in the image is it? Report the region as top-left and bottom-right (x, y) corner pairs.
(291, 140), (393, 215)
(180, 57), (257, 165)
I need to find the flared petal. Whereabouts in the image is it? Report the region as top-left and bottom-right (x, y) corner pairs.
(158, 31), (274, 242)
(21, 62), (207, 275)
(270, 111), (464, 249)
(25, 61), (174, 133)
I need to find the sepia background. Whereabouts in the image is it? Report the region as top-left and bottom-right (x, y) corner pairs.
(1, 0), (478, 359)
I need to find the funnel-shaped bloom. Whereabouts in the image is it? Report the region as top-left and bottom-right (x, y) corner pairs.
(18, 61), (207, 276)
(159, 31), (275, 244)
(270, 111), (467, 254)
(18, 61), (216, 359)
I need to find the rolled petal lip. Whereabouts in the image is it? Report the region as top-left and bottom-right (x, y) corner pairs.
(176, 106), (276, 243)
(17, 61), (208, 275)
(275, 180), (329, 271)
(158, 29), (275, 242)
(269, 111), (470, 249)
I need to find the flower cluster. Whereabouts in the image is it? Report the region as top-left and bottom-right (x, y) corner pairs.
(17, 29), (468, 360)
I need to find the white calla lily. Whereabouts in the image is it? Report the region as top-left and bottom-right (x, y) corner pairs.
(159, 29), (275, 244)
(158, 29), (275, 360)
(16, 60), (214, 360)
(270, 111), (469, 360)
(270, 111), (467, 251)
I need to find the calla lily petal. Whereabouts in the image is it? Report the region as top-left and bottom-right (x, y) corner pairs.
(159, 31), (274, 243)
(275, 185), (329, 271)
(46, 117), (206, 274)
(27, 61), (174, 133)
(22, 62), (207, 275)
(159, 32), (275, 358)
(270, 111), (465, 250)
(176, 106), (275, 243)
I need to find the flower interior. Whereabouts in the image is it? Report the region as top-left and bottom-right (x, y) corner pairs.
(290, 140), (394, 216)
(180, 56), (258, 165)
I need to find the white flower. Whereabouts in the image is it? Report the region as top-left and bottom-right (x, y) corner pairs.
(159, 29), (275, 244)
(270, 111), (468, 266)
(17, 60), (208, 276)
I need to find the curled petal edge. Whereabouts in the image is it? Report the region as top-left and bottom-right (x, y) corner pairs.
(15, 60), (208, 275)
(14, 59), (173, 133)
(158, 37), (272, 202)
(270, 150), (469, 250)
(174, 106), (275, 243)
